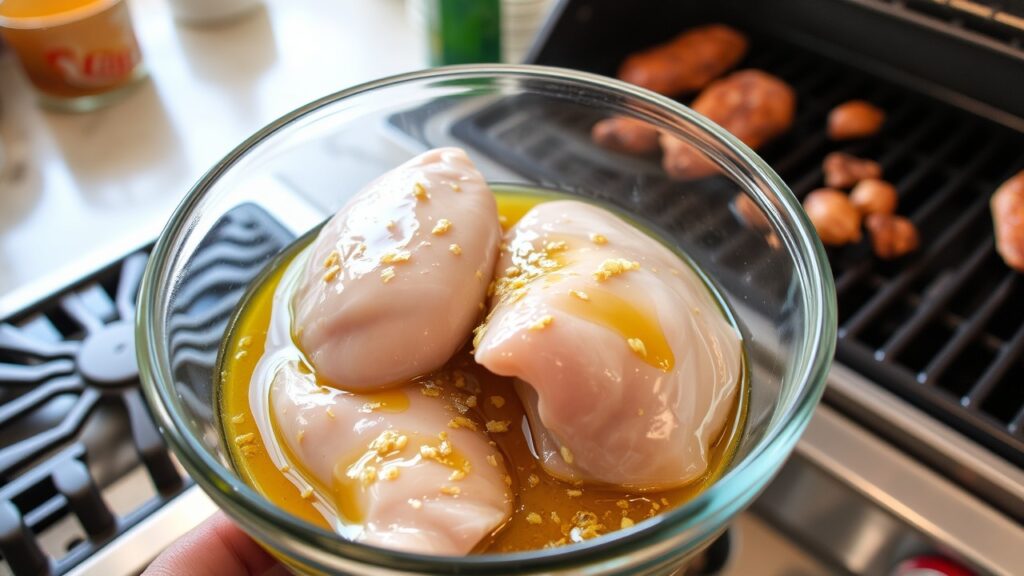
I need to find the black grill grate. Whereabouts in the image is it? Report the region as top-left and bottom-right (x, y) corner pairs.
(744, 41), (1024, 469)
(0, 203), (292, 575)
(394, 34), (1024, 468)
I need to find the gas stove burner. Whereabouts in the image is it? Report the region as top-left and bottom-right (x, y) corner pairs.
(0, 204), (294, 575)
(0, 251), (183, 575)
(66, 253), (146, 390)
(76, 321), (137, 387)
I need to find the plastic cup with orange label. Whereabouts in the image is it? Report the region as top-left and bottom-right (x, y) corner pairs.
(0, 0), (146, 112)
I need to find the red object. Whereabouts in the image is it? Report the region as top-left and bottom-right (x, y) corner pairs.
(894, 555), (975, 576)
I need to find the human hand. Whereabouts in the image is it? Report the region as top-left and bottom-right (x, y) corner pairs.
(144, 511), (286, 576)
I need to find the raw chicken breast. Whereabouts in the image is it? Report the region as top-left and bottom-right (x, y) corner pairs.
(252, 256), (511, 556)
(292, 148), (501, 391)
(474, 200), (742, 490)
(266, 363), (512, 555)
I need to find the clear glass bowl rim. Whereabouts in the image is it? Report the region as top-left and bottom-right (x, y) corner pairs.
(136, 64), (837, 572)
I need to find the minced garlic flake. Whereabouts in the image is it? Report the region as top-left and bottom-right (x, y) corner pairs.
(566, 489), (582, 498)
(560, 446), (575, 464)
(234, 350), (248, 360)
(279, 464), (291, 473)
(440, 485), (461, 496)
(528, 315), (554, 331)
(465, 395), (478, 408)
(526, 512), (543, 525)
(380, 266), (396, 283)
(616, 499), (630, 510)
(381, 466), (400, 481)
(486, 420), (510, 433)
(369, 430), (408, 456)
(438, 435), (453, 456)
(449, 243), (462, 255)
(620, 517), (635, 529)
(450, 182), (461, 192)
(570, 511), (604, 540)
(296, 429), (305, 443)
(409, 498), (423, 509)
(593, 258), (640, 281)
(504, 475), (513, 487)
(238, 336), (252, 348)
(325, 406), (335, 419)
(449, 469), (466, 481)
(360, 466), (377, 486)
(420, 383), (442, 397)
(627, 337), (648, 358)
(322, 264), (341, 282)
(380, 250), (411, 264)
(323, 251), (340, 269)
(300, 486), (313, 499)
(449, 416), (478, 431)
(413, 182), (429, 200)
(240, 445), (259, 457)
(569, 289), (590, 301)
(486, 454), (498, 467)
(432, 219), (452, 235)
(234, 433), (255, 446)
(589, 233), (608, 245)
(498, 214), (508, 225)
(472, 323), (488, 349)
(475, 269), (484, 281)
(231, 413), (245, 425)
(385, 220), (396, 230)
(550, 511), (561, 524)
(661, 497), (670, 506)
(527, 474), (540, 488)
(545, 240), (568, 252)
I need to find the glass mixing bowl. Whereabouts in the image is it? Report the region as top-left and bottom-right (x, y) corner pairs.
(137, 65), (835, 575)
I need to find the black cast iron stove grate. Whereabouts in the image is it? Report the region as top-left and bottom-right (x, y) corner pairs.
(0, 204), (292, 575)
(391, 33), (1024, 469)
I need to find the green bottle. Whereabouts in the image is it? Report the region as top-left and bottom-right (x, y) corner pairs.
(427, 0), (501, 66)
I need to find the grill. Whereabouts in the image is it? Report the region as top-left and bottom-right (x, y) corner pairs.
(391, 14), (1024, 481)
(890, 0), (1024, 48)
(0, 204), (292, 575)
